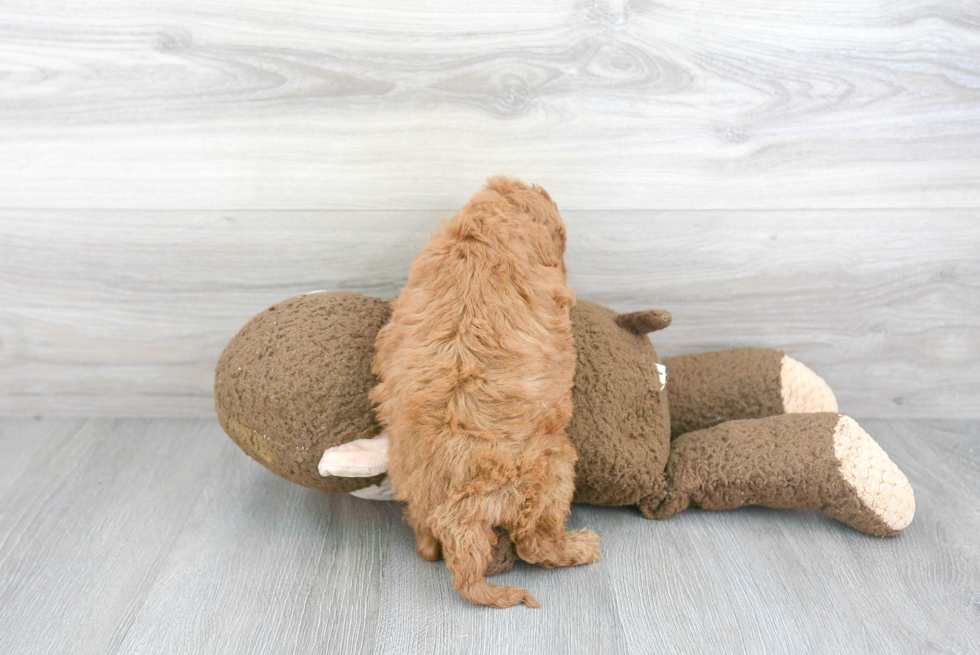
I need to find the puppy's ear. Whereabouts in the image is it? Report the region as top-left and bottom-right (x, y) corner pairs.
(526, 222), (563, 268)
(616, 309), (672, 335)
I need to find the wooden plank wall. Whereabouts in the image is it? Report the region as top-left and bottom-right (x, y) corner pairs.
(1, 0), (978, 417)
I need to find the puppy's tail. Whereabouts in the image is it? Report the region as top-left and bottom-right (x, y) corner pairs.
(457, 577), (539, 609)
(437, 520), (539, 609)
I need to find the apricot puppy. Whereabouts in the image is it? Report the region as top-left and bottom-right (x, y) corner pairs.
(370, 176), (601, 608)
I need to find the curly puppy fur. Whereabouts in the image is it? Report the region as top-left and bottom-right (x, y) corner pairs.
(370, 176), (601, 608)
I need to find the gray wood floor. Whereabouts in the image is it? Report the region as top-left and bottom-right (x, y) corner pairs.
(0, 417), (977, 654)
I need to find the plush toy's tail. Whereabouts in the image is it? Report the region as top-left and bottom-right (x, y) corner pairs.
(642, 413), (914, 537)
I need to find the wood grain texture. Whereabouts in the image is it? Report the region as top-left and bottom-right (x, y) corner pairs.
(112, 436), (397, 654)
(2, 2), (976, 650)
(0, 417), (85, 499)
(2, 210), (978, 418)
(593, 418), (980, 654)
(0, 417), (977, 654)
(0, 418), (226, 654)
(0, 0), (978, 210)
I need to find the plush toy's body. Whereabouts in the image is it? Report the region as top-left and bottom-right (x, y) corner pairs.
(215, 291), (915, 575)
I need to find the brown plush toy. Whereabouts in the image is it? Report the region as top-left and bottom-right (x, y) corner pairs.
(215, 291), (915, 573)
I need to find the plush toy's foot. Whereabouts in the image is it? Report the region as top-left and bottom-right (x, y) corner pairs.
(828, 416), (914, 534)
(781, 355), (838, 413)
(643, 413), (914, 537)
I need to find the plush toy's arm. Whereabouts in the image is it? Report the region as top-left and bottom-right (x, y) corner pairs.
(318, 433), (396, 500)
(639, 413), (914, 537)
(663, 348), (837, 438)
(318, 432), (389, 477)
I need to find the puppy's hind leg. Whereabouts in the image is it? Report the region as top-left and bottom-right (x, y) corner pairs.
(513, 505), (601, 568)
(403, 507), (442, 561)
(414, 524), (442, 562)
(519, 528), (602, 569)
(512, 459), (601, 568)
(431, 504), (539, 609)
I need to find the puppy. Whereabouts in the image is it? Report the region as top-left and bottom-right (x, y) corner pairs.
(370, 176), (600, 609)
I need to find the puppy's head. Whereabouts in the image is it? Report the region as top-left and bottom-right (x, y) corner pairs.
(484, 175), (567, 268)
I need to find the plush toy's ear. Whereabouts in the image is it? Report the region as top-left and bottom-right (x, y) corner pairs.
(615, 309), (672, 335)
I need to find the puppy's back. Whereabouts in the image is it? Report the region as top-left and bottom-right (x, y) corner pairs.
(370, 178), (596, 609)
(373, 178), (575, 445)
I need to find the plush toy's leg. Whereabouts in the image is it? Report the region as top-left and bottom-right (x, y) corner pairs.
(641, 413), (914, 537)
(663, 348), (837, 438)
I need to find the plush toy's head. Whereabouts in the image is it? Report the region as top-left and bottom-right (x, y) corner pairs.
(215, 291), (673, 508)
(565, 301), (671, 508)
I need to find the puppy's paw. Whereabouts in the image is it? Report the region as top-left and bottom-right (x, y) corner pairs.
(564, 528), (602, 565)
(415, 532), (442, 562)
